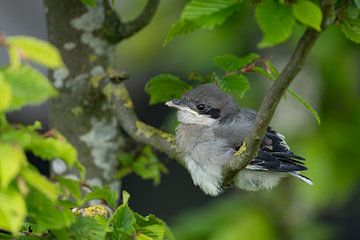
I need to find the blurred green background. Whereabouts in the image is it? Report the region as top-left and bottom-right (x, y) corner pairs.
(1, 0), (360, 239)
(119, 1), (360, 239)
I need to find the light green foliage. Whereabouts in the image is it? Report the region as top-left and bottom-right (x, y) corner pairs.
(56, 176), (82, 201)
(255, 0), (295, 48)
(116, 146), (168, 185)
(0, 189), (27, 233)
(0, 143), (26, 189)
(26, 189), (75, 232)
(83, 186), (119, 209)
(0, 73), (12, 112)
(0, 126), (78, 168)
(80, 0), (96, 7)
(214, 53), (259, 72)
(145, 74), (192, 105)
(217, 74), (249, 99)
(21, 168), (58, 201)
(164, 0), (243, 45)
(109, 191), (174, 240)
(7, 36), (63, 69)
(340, 18), (360, 43)
(292, 0), (322, 31)
(1, 65), (57, 111)
(68, 216), (107, 240)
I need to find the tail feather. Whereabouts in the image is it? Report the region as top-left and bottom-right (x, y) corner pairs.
(289, 172), (313, 185)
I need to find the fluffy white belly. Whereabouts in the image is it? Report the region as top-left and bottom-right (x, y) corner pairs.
(184, 155), (222, 196)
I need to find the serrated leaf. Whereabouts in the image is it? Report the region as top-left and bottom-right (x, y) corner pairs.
(218, 74), (249, 98)
(214, 53), (260, 71)
(0, 143), (26, 189)
(286, 87), (321, 124)
(56, 176), (82, 201)
(70, 216), (107, 240)
(0, 189), (27, 233)
(83, 186), (118, 208)
(164, 0), (242, 45)
(145, 74), (191, 105)
(7, 36), (63, 69)
(110, 205), (136, 238)
(1, 65), (57, 111)
(20, 168), (58, 201)
(255, 0), (295, 48)
(292, 0), (322, 31)
(122, 190), (130, 205)
(81, 0), (96, 7)
(340, 18), (360, 43)
(29, 136), (78, 167)
(26, 189), (75, 231)
(0, 127), (79, 168)
(134, 213), (174, 240)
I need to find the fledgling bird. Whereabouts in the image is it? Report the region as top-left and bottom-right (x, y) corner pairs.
(166, 83), (313, 196)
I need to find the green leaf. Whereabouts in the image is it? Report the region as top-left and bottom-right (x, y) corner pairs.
(7, 36), (63, 69)
(26, 189), (75, 231)
(8, 46), (21, 69)
(340, 18), (360, 43)
(0, 143), (26, 189)
(145, 74), (192, 105)
(255, 0), (295, 48)
(83, 186), (118, 208)
(217, 74), (249, 98)
(292, 0), (322, 31)
(286, 87), (321, 124)
(134, 213), (174, 240)
(0, 127), (79, 169)
(20, 168), (58, 201)
(1, 65), (57, 111)
(0, 189), (27, 233)
(56, 176), (82, 201)
(29, 136), (78, 167)
(81, 0), (96, 7)
(69, 216), (107, 240)
(133, 146), (165, 185)
(111, 205), (136, 238)
(0, 73), (12, 112)
(164, 0), (242, 45)
(214, 53), (260, 71)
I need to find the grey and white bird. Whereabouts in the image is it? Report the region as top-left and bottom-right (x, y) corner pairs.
(166, 83), (313, 196)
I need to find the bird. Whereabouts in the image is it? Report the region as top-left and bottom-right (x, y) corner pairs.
(165, 83), (313, 196)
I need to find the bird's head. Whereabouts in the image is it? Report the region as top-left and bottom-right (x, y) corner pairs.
(166, 84), (239, 126)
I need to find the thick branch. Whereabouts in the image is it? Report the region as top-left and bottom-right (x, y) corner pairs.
(221, 0), (335, 187)
(100, 81), (185, 166)
(102, 0), (160, 43)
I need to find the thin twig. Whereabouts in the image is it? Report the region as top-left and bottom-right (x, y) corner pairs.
(102, 0), (160, 43)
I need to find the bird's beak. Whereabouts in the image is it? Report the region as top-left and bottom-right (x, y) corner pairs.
(165, 99), (182, 108)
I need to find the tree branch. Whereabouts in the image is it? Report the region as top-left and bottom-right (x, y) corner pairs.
(100, 81), (185, 166)
(102, 0), (160, 43)
(221, 0), (336, 187)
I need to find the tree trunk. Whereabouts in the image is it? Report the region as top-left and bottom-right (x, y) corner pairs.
(44, 0), (123, 188)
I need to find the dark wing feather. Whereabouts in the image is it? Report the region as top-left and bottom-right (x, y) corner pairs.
(214, 109), (307, 173)
(249, 127), (307, 172)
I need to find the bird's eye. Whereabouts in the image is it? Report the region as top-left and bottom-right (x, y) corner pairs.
(196, 104), (206, 111)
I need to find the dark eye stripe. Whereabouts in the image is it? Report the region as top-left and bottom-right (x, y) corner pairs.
(207, 108), (220, 119)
